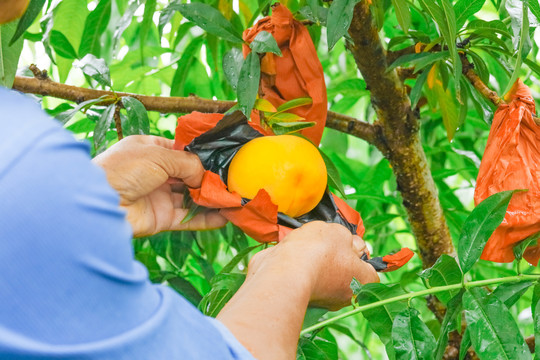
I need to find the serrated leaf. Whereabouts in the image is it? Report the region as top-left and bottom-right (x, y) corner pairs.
(392, 307), (436, 360)
(250, 31), (282, 56)
(0, 21), (24, 88)
(458, 190), (518, 274)
(9, 0), (46, 45)
(50, 30), (78, 59)
(79, 0), (111, 58)
(271, 121), (316, 135)
(419, 254), (462, 304)
(276, 97), (313, 112)
(355, 283), (408, 359)
(223, 47), (244, 90)
(254, 98), (277, 112)
(392, 0), (411, 33)
(327, 0), (358, 51)
(319, 149), (345, 198)
(435, 291), (464, 360)
(172, 3), (243, 43)
(121, 96), (150, 135)
(75, 54), (111, 87)
(454, 0), (486, 29)
(94, 104), (116, 152)
(237, 52), (260, 118)
(493, 281), (534, 308)
(513, 231), (540, 262)
(463, 287), (530, 360)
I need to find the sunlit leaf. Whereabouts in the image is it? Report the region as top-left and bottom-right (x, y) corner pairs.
(454, 0), (486, 29)
(271, 121), (315, 135)
(94, 104), (116, 152)
(9, 0), (46, 45)
(254, 98), (277, 112)
(392, 0), (411, 33)
(50, 30), (78, 59)
(140, 0), (157, 61)
(79, 0), (111, 57)
(276, 97), (313, 112)
(75, 54), (111, 87)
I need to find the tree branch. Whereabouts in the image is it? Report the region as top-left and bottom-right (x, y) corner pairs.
(12, 75), (378, 146)
(347, 1), (454, 268)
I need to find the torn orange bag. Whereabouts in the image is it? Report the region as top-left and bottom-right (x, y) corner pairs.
(242, 3), (327, 145)
(474, 79), (540, 265)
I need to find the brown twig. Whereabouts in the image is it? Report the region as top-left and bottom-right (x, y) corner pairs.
(114, 104), (123, 140)
(12, 75), (378, 145)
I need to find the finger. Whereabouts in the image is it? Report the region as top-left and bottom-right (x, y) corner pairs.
(352, 235), (368, 258)
(169, 209), (228, 231)
(171, 192), (184, 208)
(153, 147), (205, 188)
(125, 135), (175, 149)
(353, 258), (380, 285)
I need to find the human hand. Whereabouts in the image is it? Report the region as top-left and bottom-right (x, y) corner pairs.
(247, 221), (379, 311)
(92, 135), (227, 237)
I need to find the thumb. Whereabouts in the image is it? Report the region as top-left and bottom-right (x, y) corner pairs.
(153, 147), (205, 188)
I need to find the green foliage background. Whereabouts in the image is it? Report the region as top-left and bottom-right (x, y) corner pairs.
(2, 0), (540, 358)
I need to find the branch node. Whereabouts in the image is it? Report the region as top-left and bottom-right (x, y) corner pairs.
(29, 64), (50, 81)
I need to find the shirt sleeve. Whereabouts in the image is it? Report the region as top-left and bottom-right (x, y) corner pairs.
(0, 88), (255, 360)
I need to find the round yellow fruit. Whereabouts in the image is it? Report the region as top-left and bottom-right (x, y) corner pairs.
(227, 135), (327, 218)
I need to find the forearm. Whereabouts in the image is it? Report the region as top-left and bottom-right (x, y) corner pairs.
(217, 251), (315, 359)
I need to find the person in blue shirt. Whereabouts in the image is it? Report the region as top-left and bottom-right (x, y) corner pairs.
(0, 8), (378, 360)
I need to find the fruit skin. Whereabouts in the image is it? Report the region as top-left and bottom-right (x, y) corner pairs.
(227, 135), (327, 218)
(0, 0), (30, 24)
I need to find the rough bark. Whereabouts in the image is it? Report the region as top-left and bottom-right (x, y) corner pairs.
(347, 1), (454, 267)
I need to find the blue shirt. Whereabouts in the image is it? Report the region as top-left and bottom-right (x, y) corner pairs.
(0, 88), (254, 359)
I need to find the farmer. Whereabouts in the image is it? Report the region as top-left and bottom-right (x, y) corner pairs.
(0, 6), (378, 360)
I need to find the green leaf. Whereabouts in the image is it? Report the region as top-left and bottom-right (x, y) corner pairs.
(493, 281), (534, 308)
(219, 245), (262, 275)
(237, 51), (260, 118)
(170, 37), (204, 96)
(513, 231), (540, 262)
(454, 0), (486, 29)
(276, 97), (313, 112)
(458, 190), (518, 274)
(199, 273), (246, 317)
(267, 112), (305, 123)
(530, 0), (540, 23)
(355, 283), (408, 359)
(56, 96), (109, 124)
(418, 0), (461, 97)
(223, 47), (244, 90)
(392, 307), (436, 360)
(410, 65), (431, 108)
(463, 287), (530, 360)
(50, 30), (78, 59)
(0, 21), (24, 88)
(435, 291), (464, 360)
(112, 0), (140, 52)
(419, 254), (462, 304)
(168, 276), (203, 306)
(533, 282), (540, 357)
(9, 0), (46, 45)
(52, 0), (88, 60)
(467, 19), (513, 38)
(94, 104), (116, 152)
(75, 54), (111, 87)
(388, 51), (449, 72)
(121, 96), (150, 135)
(298, 332), (339, 360)
(140, 0), (157, 61)
(392, 0), (411, 33)
(459, 329), (471, 360)
(319, 149), (346, 198)
(429, 66), (460, 141)
(180, 203), (205, 225)
(327, 0), (358, 50)
(504, 0), (530, 94)
(254, 98), (277, 112)
(79, 0), (111, 57)
(158, 0), (182, 37)
(172, 3), (243, 44)
(271, 121), (316, 135)
(250, 31), (282, 56)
